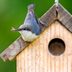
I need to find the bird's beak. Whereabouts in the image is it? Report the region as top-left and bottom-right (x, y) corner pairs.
(11, 27), (20, 32)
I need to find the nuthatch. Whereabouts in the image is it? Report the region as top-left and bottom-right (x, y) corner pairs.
(11, 4), (41, 42)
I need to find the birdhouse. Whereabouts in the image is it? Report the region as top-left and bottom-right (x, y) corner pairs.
(1, 1), (72, 72)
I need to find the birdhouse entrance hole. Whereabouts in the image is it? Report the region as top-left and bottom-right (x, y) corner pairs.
(48, 38), (65, 56)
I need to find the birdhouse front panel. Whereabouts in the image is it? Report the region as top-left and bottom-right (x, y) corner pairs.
(17, 21), (72, 72)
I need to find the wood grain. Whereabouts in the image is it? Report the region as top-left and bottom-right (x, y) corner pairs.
(17, 21), (72, 72)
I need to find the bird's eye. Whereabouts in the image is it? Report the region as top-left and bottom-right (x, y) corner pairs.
(23, 28), (31, 31)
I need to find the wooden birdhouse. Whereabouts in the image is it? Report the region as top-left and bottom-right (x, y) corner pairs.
(1, 1), (72, 72)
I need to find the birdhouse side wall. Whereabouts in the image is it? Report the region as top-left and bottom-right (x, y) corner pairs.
(16, 21), (72, 72)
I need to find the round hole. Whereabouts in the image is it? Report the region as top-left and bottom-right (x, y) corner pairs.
(48, 38), (65, 56)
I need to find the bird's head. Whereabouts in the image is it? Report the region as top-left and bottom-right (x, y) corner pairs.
(11, 27), (31, 32)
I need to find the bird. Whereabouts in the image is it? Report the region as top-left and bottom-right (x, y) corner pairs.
(11, 4), (41, 42)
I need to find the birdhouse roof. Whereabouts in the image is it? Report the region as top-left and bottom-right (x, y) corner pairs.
(0, 3), (72, 61)
(40, 4), (72, 32)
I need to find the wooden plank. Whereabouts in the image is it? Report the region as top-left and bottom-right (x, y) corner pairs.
(63, 56), (68, 72)
(50, 56), (55, 72)
(58, 4), (72, 33)
(61, 17), (72, 32)
(55, 57), (60, 72)
(39, 4), (56, 26)
(58, 4), (69, 20)
(55, 21), (60, 37)
(45, 23), (51, 72)
(59, 14), (71, 25)
(17, 53), (22, 72)
(60, 56), (64, 72)
(68, 27), (72, 32)
(68, 56), (72, 72)
(0, 37), (29, 61)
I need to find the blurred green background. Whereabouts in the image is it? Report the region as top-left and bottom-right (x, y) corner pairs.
(0, 0), (72, 72)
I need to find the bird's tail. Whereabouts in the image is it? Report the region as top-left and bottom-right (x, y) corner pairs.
(28, 4), (35, 10)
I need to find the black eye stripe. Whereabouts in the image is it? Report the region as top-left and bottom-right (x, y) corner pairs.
(21, 28), (31, 31)
(23, 28), (31, 31)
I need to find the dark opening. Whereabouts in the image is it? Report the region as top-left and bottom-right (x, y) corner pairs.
(48, 38), (65, 56)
